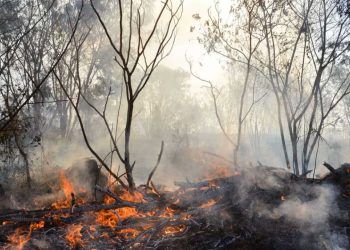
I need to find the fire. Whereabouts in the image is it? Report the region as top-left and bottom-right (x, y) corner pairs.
(118, 228), (140, 239)
(103, 195), (116, 205)
(200, 199), (217, 209)
(95, 191), (143, 228)
(29, 221), (45, 232)
(164, 225), (186, 235)
(8, 228), (29, 250)
(117, 207), (139, 218)
(95, 210), (119, 228)
(51, 171), (83, 209)
(160, 207), (176, 217)
(59, 171), (74, 200)
(7, 221), (45, 250)
(281, 195), (286, 201)
(120, 190), (145, 203)
(66, 224), (83, 248)
(95, 206), (140, 228)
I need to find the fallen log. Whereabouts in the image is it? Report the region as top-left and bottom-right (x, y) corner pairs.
(0, 186), (162, 224)
(0, 203), (138, 223)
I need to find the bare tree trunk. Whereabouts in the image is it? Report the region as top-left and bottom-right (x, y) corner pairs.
(14, 133), (31, 188)
(124, 100), (135, 189)
(277, 100), (291, 170)
(291, 133), (299, 175)
(233, 57), (251, 165)
(301, 70), (323, 173)
(261, 9), (291, 171)
(57, 98), (68, 138)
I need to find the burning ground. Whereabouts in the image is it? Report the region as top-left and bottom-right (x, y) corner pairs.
(0, 160), (349, 249)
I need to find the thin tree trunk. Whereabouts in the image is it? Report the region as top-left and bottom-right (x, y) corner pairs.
(234, 56), (251, 166)
(301, 70), (323, 173)
(262, 16), (291, 170)
(14, 133), (31, 188)
(124, 100), (136, 189)
(291, 133), (299, 175)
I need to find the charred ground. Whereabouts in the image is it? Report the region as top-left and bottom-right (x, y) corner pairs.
(0, 162), (349, 249)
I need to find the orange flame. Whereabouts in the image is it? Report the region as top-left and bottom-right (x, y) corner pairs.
(95, 191), (145, 228)
(8, 221), (45, 250)
(66, 224), (83, 248)
(95, 210), (119, 228)
(120, 191), (145, 203)
(117, 228), (140, 239)
(8, 228), (28, 250)
(160, 207), (176, 218)
(164, 225), (186, 235)
(51, 171), (78, 209)
(59, 171), (74, 199)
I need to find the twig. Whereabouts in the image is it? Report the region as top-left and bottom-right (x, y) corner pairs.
(147, 141), (164, 187)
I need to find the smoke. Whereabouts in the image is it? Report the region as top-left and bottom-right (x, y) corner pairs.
(270, 185), (336, 226)
(228, 165), (349, 249)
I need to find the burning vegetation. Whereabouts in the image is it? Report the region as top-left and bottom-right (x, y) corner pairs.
(0, 161), (349, 249)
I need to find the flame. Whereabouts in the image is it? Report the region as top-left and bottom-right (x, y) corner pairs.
(8, 228), (28, 250)
(59, 171), (74, 200)
(95, 206), (140, 228)
(280, 195), (286, 201)
(160, 207), (176, 218)
(8, 221), (45, 250)
(95, 210), (119, 228)
(103, 195), (116, 205)
(120, 190), (145, 203)
(51, 171), (84, 210)
(117, 207), (139, 218)
(10, 178), (194, 247)
(95, 190), (147, 228)
(29, 221), (45, 232)
(117, 228), (140, 239)
(200, 199), (217, 209)
(164, 225), (186, 235)
(66, 224), (83, 248)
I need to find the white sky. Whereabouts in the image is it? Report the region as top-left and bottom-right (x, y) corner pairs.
(164, 0), (229, 91)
